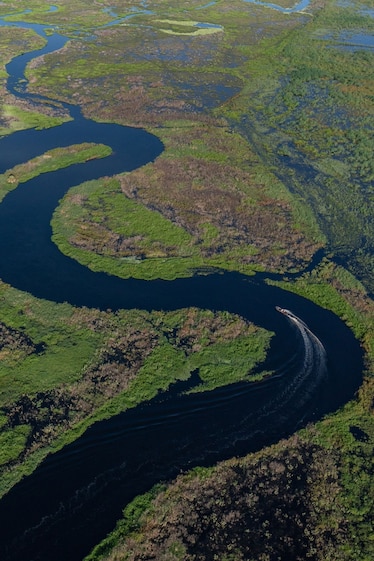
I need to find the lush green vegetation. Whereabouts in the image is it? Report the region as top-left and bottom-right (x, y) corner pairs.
(0, 424), (31, 467)
(269, 259), (374, 361)
(51, 121), (322, 280)
(84, 259), (374, 561)
(218, 0), (374, 289)
(0, 143), (111, 201)
(0, 25), (44, 78)
(0, 0), (114, 30)
(0, 105), (68, 137)
(85, 419), (373, 561)
(0, 282), (102, 404)
(0, 0), (373, 559)
(85, 483), (168, 561)
(0, 25), (69, 134)
(0, 275), (271, 497)
(51, 176), (201, 281)
(155, 19), (223, 36)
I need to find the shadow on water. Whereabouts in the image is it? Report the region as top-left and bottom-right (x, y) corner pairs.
(0, 10), (363, 561)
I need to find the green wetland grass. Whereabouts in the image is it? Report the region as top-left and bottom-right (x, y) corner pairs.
(0, 143), (111, 201)
(219, 0), (374, 289)
(0, 105), (68, 137)
(0, 1), (373, 557)
(51, 119), (323, 281)
(84, 257), (374, 561)
(0, 269), (272, 496)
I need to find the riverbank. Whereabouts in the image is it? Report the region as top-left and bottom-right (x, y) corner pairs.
(85, 260), (374, 561)
(0, 1), (372, 560)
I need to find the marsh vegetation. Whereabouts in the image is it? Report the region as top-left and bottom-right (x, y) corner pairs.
(0, 0), (373, 559)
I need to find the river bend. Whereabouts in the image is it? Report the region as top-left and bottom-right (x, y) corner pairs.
(0, 11), (363, 561)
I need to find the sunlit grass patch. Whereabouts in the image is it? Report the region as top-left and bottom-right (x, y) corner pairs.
(155, 19), (223, 36)
(0, 142), (111, 202)
(0, 104), (68, 137)
(0, 425), (31, 466)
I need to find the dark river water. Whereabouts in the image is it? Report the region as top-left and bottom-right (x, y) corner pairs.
(0, 13), (363, 561)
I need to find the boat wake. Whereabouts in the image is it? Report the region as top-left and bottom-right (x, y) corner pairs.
(0, 306), (331, 561)
(220, 307), (328, 449)
(0, 9), (362, 561)
(274, 307), (327, 412)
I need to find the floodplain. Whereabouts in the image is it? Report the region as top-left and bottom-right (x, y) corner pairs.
(0, 0), (373, 560)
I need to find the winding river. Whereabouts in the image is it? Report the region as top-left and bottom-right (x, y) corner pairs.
(0, 9), (363, 561)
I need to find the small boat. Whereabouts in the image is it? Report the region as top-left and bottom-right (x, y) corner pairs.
(275, 306), (288, 315)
